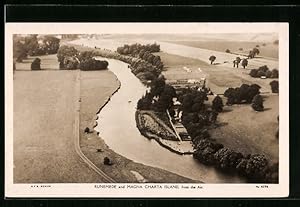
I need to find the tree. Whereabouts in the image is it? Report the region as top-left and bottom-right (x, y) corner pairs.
(225, 49), (231, 53)
(235, 57), (241, 68)
(77, 51), (95, 62)
(252, 94), (264, 111)
(252, 48), (260, 57)
(209, 55), (216, 65)
(266, 70), (272, 78)
(31, 58), (41, 70)
(212, 95), (224, 112)
(271, 69), (279, 78)
(270, 80), (279, 93)
(13, 40), (27, 62)
(241, 59), (248, 69)
(63, 56), (79, 70)
(57, 45), (78, 68)
(79, 58), (109, 70)
(248, 50), (255, 59)
(24, 34), (39, 56)
(249, 69), (258, 77)
(103, 157), (112, 165)
(43, 36), (60, 54)
(214, 148), (243, 169)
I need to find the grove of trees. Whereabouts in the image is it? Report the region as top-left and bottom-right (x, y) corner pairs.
(57, 46), (108, 70)
(224, 84), (261, 105)
(248, 48), (260, 59)
(13, 35), (60, 63)
(249, 65), (278, 79)
(137, 76), (177, 112)
(176, 87), (277, 183)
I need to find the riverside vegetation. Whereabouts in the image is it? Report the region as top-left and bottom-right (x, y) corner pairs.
(52, 41), (278, 183)
(112, 43), (279, 183)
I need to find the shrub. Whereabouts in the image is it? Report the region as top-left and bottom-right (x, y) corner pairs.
(79, 58), (108, 70)
(209, 55), (216, 64)
(237, 154), (269, 182)
(252, 94), (264, 111)
(31, 58), (41, 70)
(63, 56), (79, 70)
(42, 35), (60, 54)
(225, 49), (231, 53)
(25, 34), (39, 55)
(271, 69), (279, 78)
(77, 51), (95, 62)
(57, 45), (78, 68)
(224, 84), (260, 105)
(257, 70), (265, 77)
(214, 148), (244, 169)
(212, 95), (224, 112)
(270, 80), (279, 93)
(249, 69), (258, 77)
(266, 70), (272, 78)
(241, 59), (248, 69)
(13, 40), (27, 62)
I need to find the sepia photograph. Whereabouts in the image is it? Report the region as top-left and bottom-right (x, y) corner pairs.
(5, 23), (289, 197)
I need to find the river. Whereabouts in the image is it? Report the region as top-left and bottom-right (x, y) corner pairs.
(93, 57), (245, 183)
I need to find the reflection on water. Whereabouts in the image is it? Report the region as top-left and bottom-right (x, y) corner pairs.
(94, 58), (245, 183)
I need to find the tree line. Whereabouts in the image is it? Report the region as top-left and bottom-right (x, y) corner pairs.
(56, 46), (108, 70)
(117, 43), (164, 70)
(13, 34), (60, 62)
(249, 65), (279, 79)
(178, 87), (278, 183)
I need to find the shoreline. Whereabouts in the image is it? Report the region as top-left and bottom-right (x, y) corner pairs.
(135, 110), (194, 156)
(74, 45), (199, 183)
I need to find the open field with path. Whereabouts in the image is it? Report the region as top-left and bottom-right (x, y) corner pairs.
(13, 53), (196, 183)
(13, 70), (106, 183)
(165, 40), (278, 59)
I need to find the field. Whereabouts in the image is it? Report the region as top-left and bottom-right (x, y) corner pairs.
(13, 52), (195, 183)
(165, 40), (279, 59)
(13, 69), (104, 183)
(157, 51), (277, 94)
(15, 54), (59, 70)
(157, 47), (279, 163)
(207, 94), (279, 162)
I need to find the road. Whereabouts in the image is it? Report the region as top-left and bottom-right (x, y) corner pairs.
(13, 70), (114, 183)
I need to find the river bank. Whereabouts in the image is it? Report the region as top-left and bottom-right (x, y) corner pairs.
(76, 49), (197, 183)
(135, 110), (194, 155)
(71, 40), (246, 183)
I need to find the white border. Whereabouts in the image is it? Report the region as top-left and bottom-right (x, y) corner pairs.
(5, 23), (289, 198)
